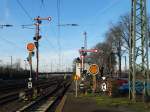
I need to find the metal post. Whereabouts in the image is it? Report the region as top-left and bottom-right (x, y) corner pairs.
(11, 56), (12, 69)
(129, 0), (149, 101)
(109, 52), (112, 77)
(81, 56), (84, 73)
(51, 62), (52, 72)
(29, 59), (32, 79)
(93, 75), (96, 93)
(118, 38), (122, 77)
(83, 32), (87, 72)
(34, 16), (51, 81)
(29, 52), (32, 79)
(75, 80), (78, 97)
(10, 56), (12, 78)
(143, 0), (150, 100)
(124, 56), (127, 71)
(84, 32), (87, 50)
(129, 0), (134, 100)
(24, 60), (27, 71)
(24, 60), (27, 76)
(35, 22), (39, 81)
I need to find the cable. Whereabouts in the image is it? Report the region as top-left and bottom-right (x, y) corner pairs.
(36, 0), (61, 53)
(38, 0), (58, 52)
(16, 0), (33, 21)
(82, 0), (121, 30)
(0, 36), (24, 50)
(57, 0), (61, 51)
(93, 0), (120, 19)
(57, 0), (62, 71)
(39, 0), (45, 16)
(41, 0), (44, 5)
(44, 35), (58, 51)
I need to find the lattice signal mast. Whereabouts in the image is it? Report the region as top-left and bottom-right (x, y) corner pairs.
(84, 32), (87, 50)
(129, 0), (149, 101)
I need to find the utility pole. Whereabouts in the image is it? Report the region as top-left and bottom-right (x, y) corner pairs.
(129, 0), (149, 101)
(11, 56), (12, 69)
(50, 62), (52, 72)
(29, 52), (33, 80)
(124, 56), (127, 71)
(75, 78), (78, 97)
(81, 32), (87, 74)
(109, 52), (112, 77)
(24, 60), (27, 71)
(57, 23), (79, 73)
(10, 56), (13, 78)
(118, 38), (122, 77)
(33, 16), (51, 81)
(24, 60), (27, 76)
(84, 32), (87, 50)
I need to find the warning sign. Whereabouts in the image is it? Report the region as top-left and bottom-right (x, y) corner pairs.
(74, 75), (80, 81)
(88, 64), (99, 75)
(27, 43), (35, 51)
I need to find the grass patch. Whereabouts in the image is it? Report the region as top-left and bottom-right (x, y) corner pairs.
(82, 93), (150, 112)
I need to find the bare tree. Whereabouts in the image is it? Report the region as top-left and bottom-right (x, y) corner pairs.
(85, 14), (150, 78)
(88, 39), (117, 76)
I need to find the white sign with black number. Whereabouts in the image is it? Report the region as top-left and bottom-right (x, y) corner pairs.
(101, 82), (107, 91)
(79, 83), (84, 89)
(28, 81), (32, 89)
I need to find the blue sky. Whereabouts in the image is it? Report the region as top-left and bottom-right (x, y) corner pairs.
(0, 0), (149, 72)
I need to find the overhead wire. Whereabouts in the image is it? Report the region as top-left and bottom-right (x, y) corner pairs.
(81, 0), (121, 30)
(16, 0), (33, 21)
(0, 0), (33, 63)
(92, 0), (121, 20)
(57, 0), (61, 52)
(57, 0), (62, 71)
(39, 0), (45, 16)
(36, 0), (60, 55)
(44, 34), (58, 51)
(36, 0), (59, 57)
(38, 0), (58, 51)
(41, 0), (44, 6)
(39, 28), (57, 51)
(0, 36), (24, 50)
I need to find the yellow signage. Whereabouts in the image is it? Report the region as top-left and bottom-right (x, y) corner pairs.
(74, 75), (80, 80)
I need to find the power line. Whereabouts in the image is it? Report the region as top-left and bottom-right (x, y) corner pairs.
(57, 0), (62, 71)
(39, 33), (57, 51)
(39, 0), (46, 16)
(41, 0), (44, 5)
(44, 35), (58, 51)
(93, 0), (120, 19)
(16, 0), (33, 21)
(38, 24), (58, 51)
(82, 0), (121, 30)
(0, 36), (24, 50)
(57, 0), (61, 51)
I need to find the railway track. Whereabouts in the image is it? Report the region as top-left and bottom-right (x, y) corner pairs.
(17, 81), (71, 112)
(0, 78), (64, 106)
(0, 92), (19, 105)
(0, 76), (61, 94)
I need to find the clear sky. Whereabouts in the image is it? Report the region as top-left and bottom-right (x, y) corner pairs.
(0, 0), (149, 72)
